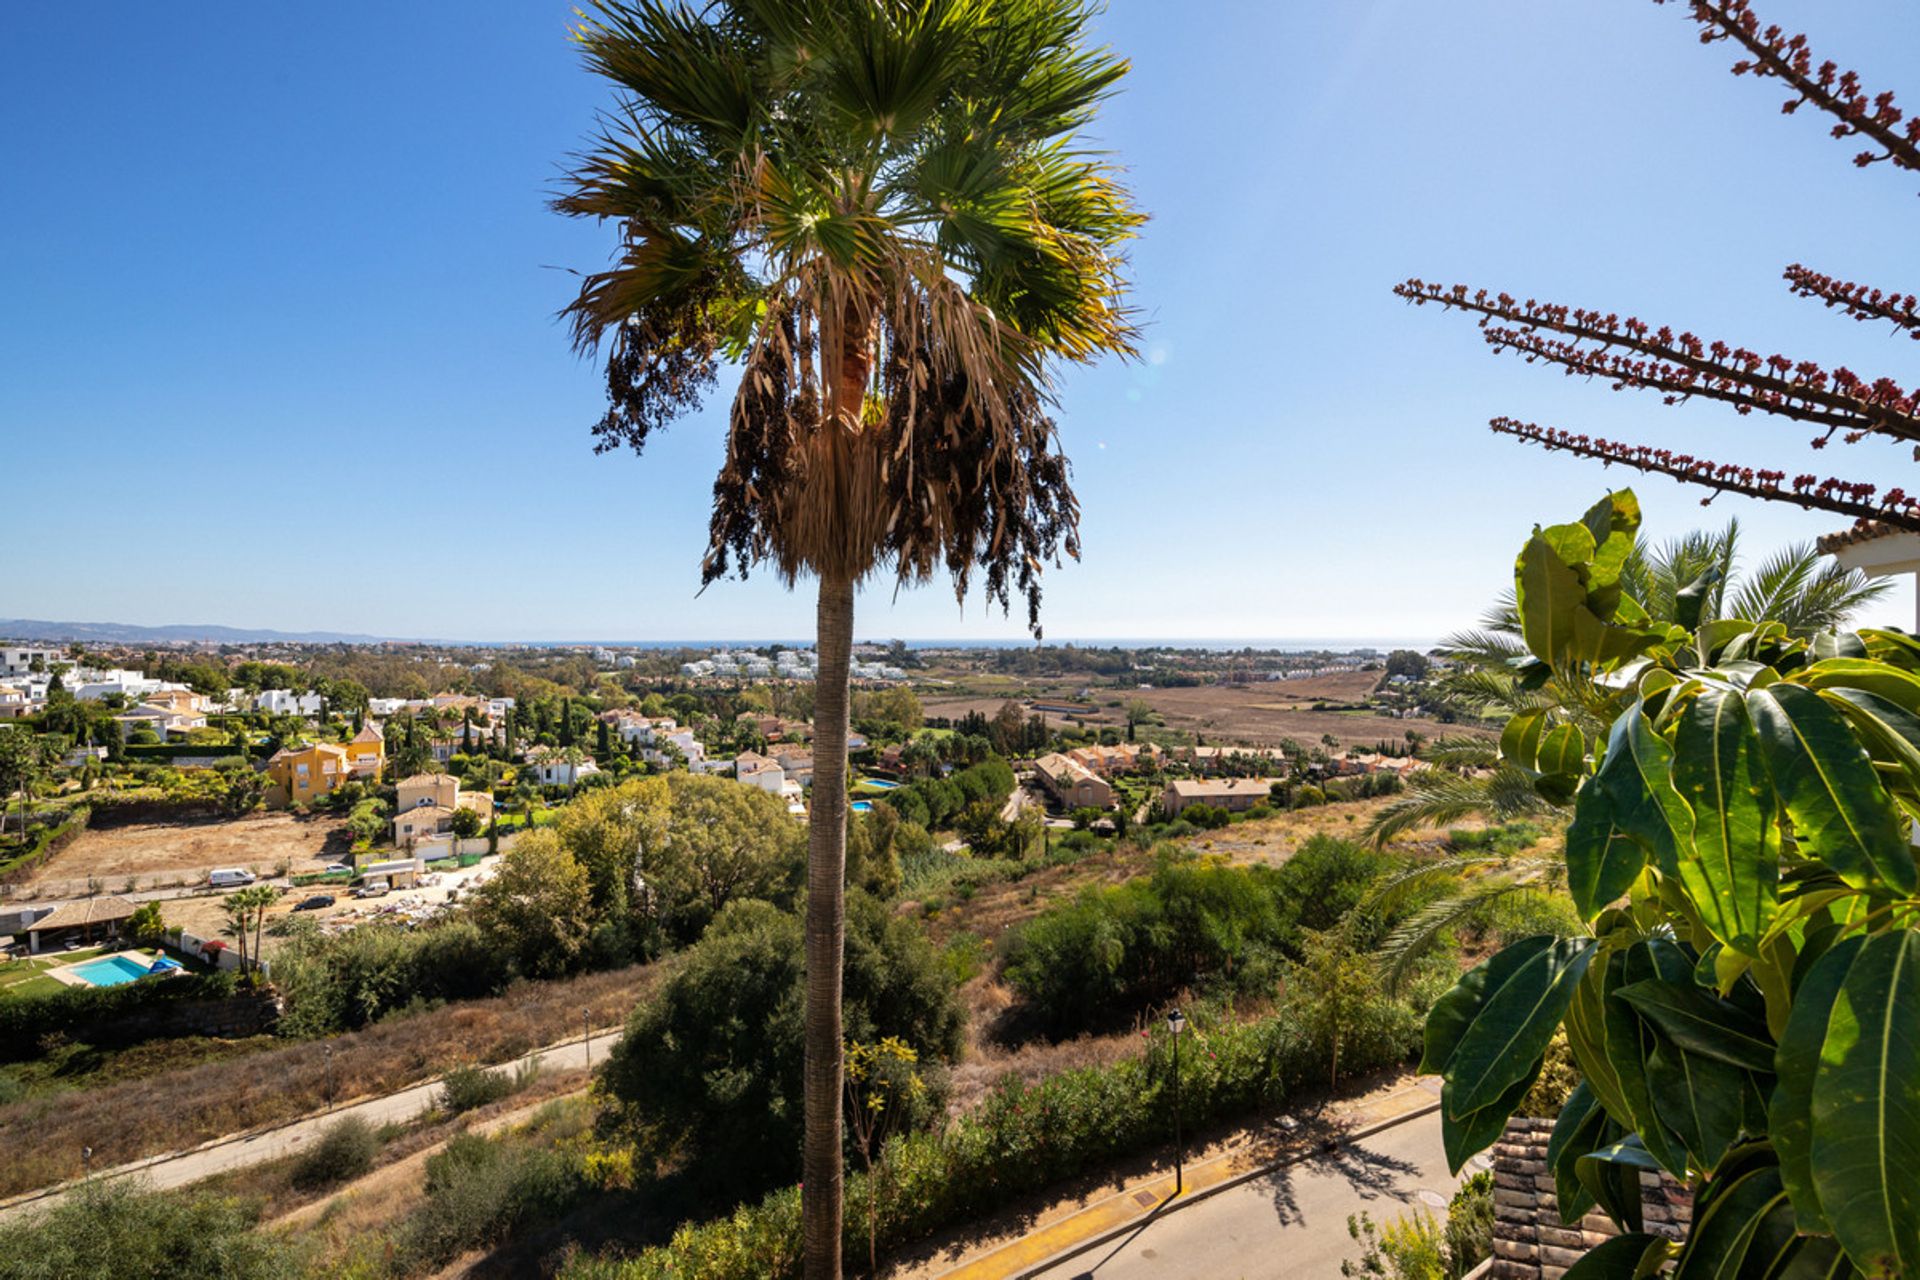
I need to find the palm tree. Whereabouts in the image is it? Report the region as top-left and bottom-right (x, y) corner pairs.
(557, 4), (1140, 1271)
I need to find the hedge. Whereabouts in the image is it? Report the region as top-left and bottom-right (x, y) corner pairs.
(0, 970), (238, 1060)
(0, 807), (91, 883)
(565, 996), (1423, 1279)
(119, 744), (247, 762)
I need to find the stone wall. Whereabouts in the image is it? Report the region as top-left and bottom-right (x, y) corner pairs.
(1488, 1117), (1691, 1278)
(109, 991), (282, 1043)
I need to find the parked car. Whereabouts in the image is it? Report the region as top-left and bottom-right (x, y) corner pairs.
(292, 894), (335, 912)
(352, 879), (390, 900)
(208, 868), (256, 888)
(322, 862), (354, 875)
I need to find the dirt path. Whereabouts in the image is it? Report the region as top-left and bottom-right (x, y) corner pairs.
(0, 1027), (622, 1226)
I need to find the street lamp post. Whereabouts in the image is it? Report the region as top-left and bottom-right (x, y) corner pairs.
(324, 1044), (335, 1111)
(1167, 1007), (1188, 1196)
(583, 1007), (591, 1067)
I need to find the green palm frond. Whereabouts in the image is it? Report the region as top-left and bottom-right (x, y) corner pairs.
(1370, 875), (1553, 994)
(1363, 767), (1556, 845)
(1725, 542), (1892, 635)
(1423, 737), (1502, 769)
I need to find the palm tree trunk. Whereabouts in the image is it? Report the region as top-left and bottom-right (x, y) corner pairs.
(803, 570), (854, 1280)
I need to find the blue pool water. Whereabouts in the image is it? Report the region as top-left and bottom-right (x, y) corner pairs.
(861, 779), (900, 790)
(67, 955), (151, 988)
(851, 800), (873, 813)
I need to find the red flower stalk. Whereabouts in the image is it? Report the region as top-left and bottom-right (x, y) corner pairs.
(1656, 0), (1920, 176)
(1783, 265), (1920, 341)
(1490, 417), (1920, 531)
(1396, 4), (1920, 524)
(1393, 279), (1920, 443)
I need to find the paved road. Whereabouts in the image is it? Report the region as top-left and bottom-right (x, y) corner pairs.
(1033, 1112), (1456, 1280)
(0, 1025), (621, 1224)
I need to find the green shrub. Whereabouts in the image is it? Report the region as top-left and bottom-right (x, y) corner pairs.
(290, 1115), (379, 1190)
(396, 1131), (583, 1269)
(599, 894), (963, 1193)
(1002, 842), (1392, 1034)
(1342, 1208), (1447, 1279)
(437, 1063), (519, 1115)
(0, 972), (238, 1063)
(273, 917), (514, 1037)
(1275, 834), (1392, 935)
(1443, 1172), (1494, 1277)
(0, 1180), (301, 1280)
(566, 996), (1422, 1280)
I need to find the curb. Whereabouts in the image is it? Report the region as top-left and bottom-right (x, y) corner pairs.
(996, 1099), (1444, 1280)
(0, 1026), (621, 1218)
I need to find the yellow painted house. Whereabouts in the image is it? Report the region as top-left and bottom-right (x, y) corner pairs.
(344, 722), (385, 779)
(266, 742), (351, 806)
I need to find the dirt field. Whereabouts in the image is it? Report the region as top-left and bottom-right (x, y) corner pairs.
(14, 812), (347, 896)
(924, 671), (1476, 751)
(1129, 684), (1474, 749)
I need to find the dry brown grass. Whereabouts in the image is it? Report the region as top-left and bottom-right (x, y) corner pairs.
(12, 811), (347, 898)
(0, 963), (657, 1199)
(908, 841), (1159, 948)
(1129, 683), (1471, 749)
(945, 970), (1140, 1113)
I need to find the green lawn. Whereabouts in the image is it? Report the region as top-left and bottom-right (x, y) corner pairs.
(0, 947), (109, 998)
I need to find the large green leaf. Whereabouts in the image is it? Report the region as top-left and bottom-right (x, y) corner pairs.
(1770, 933), (1861, 1239)
(1567, 957), (1632, 1127)
(1502, 708), (1550, 771)
(1671, 1150), (1798, 1280)
(1646, 1039), (1767, 1175)
(1822, 687), (1920, 806)
(1566, 779), (1646, 920)
(1519, 526), (1593, 665)
(1603, 944), (1691, 1176)
(1441, 1058), (1540, 1175)
(1444, 937), (1597, 1115)
(1795, 658), (1920, 716)
(1422, 935), (1556, 1075)
(1670, 684), (1778, 953)
(1540, 721), (1588, 776)
(1580, 489), (1641, 612)
(1747, 683), (1916, 895)
(1612, 977), (1776, 1072)
(1548, 1081), (1611, 1224)
(1576, 1135), (1659, 1232)
(1595, 706), (1694, 879)
(1809, 931), (1920, 1277)
(1562, 1233), (1673, 1280)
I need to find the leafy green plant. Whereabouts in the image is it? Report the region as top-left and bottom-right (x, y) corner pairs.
(437, 1063), (520, 1115)
(0, 1180), (300, 1279)
(565, 998), (1423, 1280)
(1423, 489), (1920, 1276)
(290, 1115), (379, 1190)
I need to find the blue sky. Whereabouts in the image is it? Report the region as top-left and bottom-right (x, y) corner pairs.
(4, 1), (1916, 643)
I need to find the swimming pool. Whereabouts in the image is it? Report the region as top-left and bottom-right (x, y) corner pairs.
(861, 779), (900, 790)
(67, 955), (151, 988)
(851, 800), (874, 813)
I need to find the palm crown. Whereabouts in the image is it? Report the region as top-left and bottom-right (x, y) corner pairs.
(557, 0), (1142, 623)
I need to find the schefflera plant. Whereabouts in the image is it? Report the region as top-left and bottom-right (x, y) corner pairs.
(1426, 488), (1920, 1278)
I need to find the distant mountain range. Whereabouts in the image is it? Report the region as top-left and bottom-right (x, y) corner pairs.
(0, 618), (395, 646)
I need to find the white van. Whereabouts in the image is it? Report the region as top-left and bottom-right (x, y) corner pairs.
(208, 868), (256, 888)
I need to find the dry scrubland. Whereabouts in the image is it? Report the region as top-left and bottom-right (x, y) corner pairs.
(12, 812), (344, 897)
(0, 962), (658, 1200)
(916, 796), (1437, 1112)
